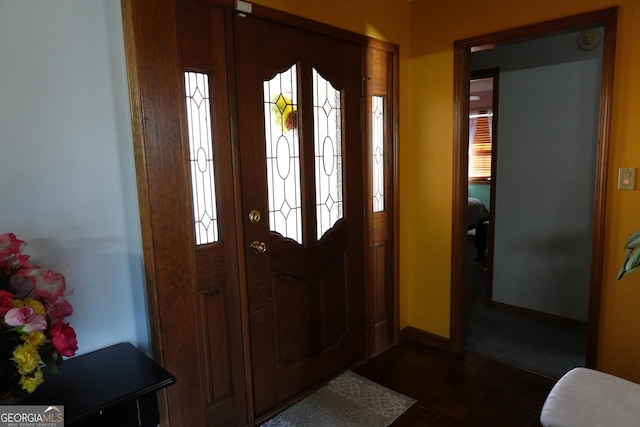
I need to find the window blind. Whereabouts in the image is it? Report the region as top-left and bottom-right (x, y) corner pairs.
(469, 110), (492, 181)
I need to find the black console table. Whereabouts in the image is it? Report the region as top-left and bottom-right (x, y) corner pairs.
(25, 342), (175, 427)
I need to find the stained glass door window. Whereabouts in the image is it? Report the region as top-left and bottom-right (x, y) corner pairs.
(313, 68), (344, 239)
(372, 95), (385, 213)
(261, 66), (345, 244)
(184, 71), (219, 244)
(263, 65), (302, 244)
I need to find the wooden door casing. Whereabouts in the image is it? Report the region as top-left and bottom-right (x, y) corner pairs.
(450, 8), (618, 366)
(122, 0), (207, 425)
(123, 0), (248, 425)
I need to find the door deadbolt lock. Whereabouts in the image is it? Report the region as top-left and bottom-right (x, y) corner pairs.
(250, 240), (267, 254)
(248, 210), (261, 223)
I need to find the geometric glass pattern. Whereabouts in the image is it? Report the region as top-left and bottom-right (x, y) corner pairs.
(184, 71), (219, 245)
(263, 65), (302, 244)
(372, 95), (385, 213)
(313, 68), (344, 240)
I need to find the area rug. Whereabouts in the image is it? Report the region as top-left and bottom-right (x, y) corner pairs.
(261, 371), (416, 427)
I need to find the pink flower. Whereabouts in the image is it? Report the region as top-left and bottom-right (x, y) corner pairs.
(14, 268), (66, 303)
(4, 306), (47, 333)
(0, 233), (23, 255)
(0, 290), (14, 316)
(48, 299), (73, 321)
(50, 322), (78, 357)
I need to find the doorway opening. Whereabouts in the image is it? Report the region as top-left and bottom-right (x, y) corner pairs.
(451, 7), (618, 377)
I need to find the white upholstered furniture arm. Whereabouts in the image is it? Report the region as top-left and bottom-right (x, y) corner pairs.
(541, 367), (640, 427)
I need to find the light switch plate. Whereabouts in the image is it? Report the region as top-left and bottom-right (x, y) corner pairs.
(618, 167), (636, 190)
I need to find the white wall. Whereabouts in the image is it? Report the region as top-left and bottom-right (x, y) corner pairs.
(0, 1), (150, 354)
(471, 28), (603, 321)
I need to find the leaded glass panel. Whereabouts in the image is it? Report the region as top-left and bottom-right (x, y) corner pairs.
(372, 95), (385, 212)
(313, 69), (344, 239)
(263, 65), (302, 244)
(184, 71), (219, 244)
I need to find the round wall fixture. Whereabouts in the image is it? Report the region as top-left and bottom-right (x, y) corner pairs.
(578, 29), (601, 51)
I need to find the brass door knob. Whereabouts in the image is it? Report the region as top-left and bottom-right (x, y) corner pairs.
(249, 241), (267, 254)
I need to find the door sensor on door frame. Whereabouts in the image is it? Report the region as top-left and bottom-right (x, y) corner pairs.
(236, 0), (252, 15)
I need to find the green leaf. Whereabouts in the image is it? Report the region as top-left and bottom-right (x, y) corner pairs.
(618, 247), (640, 280)
(624, 230), (640, 250)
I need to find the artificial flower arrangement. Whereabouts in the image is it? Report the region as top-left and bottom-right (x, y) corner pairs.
(0, 232), (77, 399)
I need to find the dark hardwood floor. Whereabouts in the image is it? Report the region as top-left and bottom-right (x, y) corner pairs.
(353, 340), (556, 426)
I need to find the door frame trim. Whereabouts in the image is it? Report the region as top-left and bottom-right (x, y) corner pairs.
(450, 7), (618, 368)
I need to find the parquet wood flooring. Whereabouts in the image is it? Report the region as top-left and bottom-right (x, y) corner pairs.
(353, 340), (556, 426)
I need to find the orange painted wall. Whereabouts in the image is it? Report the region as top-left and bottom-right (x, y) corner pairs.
(408, 0), (640, 381)
(250, 0), (640, 380)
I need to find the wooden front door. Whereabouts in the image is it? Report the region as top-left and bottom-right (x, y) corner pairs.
(234, 15), (366, 416)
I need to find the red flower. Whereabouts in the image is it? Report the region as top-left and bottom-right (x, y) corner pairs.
(48, 299), (73, 321)
(50, 322), (78, 357)
(0, 290), (14, 316)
